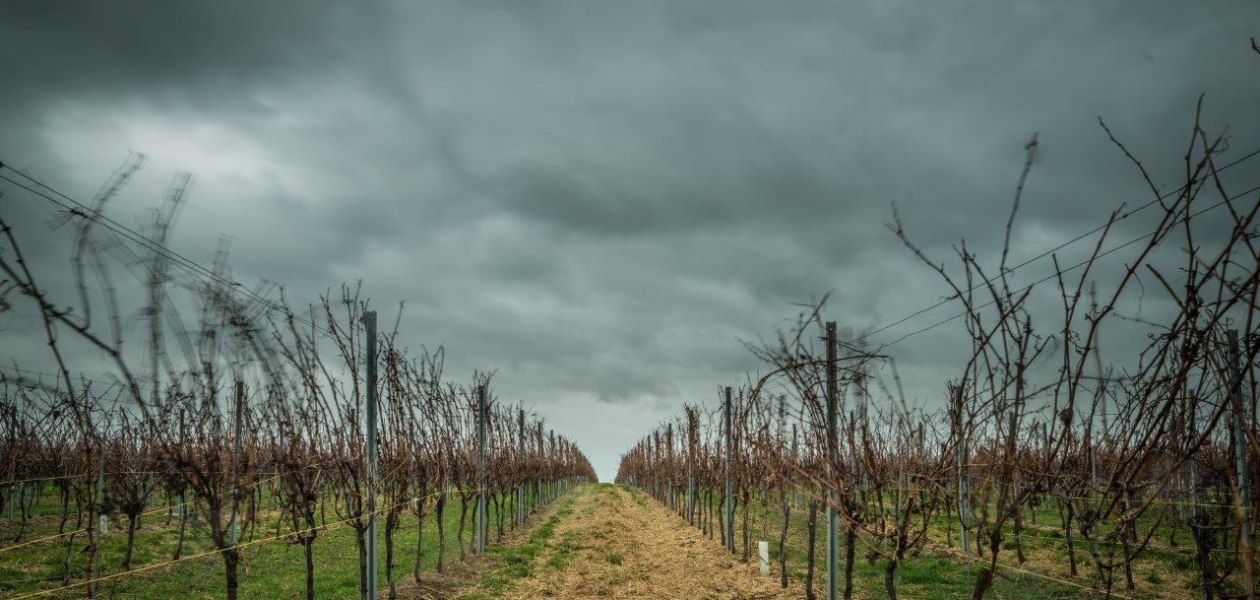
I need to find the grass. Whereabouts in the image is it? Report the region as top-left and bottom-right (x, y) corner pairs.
(456, 484), (639, 599)
(450, 488), (581, 600)
(0, 483), (571, 599)
(2, 482), (1231, 598)
(668, 485), (1217, 599)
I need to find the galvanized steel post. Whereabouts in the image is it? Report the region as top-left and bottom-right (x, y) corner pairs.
(824, 321), (839, 600)
(518, 407), (526, 525)
(724, 386), (734, 553)
(363, 310), (378, 600)
(476, 384), (487, 553)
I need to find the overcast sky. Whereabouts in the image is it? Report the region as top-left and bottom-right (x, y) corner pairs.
(2, 0), (1259, 481)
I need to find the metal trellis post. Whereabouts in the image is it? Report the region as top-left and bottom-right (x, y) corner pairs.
(363, 310), (378, 600)
(724, 386), (734, 553)
(476, 384), (487, 553)
(825, 321), (839, 600)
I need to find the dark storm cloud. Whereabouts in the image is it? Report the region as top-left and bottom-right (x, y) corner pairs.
(0, 1), (379, 102)
(2, 0), (1259, 479)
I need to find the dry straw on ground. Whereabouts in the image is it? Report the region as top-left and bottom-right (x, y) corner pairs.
(462, 485), (799, 600)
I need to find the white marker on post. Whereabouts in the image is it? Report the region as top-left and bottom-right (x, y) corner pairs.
(758, 540), (770, 577)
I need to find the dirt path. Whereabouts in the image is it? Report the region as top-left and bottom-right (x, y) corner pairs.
(461, 484), (801, 600)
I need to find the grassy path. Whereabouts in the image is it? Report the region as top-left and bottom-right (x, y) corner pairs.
(456, 483), (798, 599)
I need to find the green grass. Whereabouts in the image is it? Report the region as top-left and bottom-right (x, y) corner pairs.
(3, 482), (1229, 598)
(543, 529), (580, 571)
(451, 487), (583, 600)
(665, 486), (1211, 599)
(0, 483), (572, 599)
